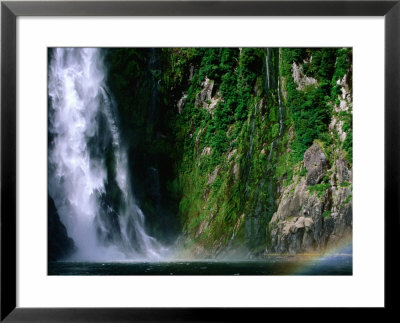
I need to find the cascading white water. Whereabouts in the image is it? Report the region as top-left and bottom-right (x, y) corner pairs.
(266, 48), (284, 166)
(277, 49), (284, 137)
(48, 48), (165, 261)
(249, 103), (258, 156)
(265, 48), (270, 91)
(277, 76), (284, 137)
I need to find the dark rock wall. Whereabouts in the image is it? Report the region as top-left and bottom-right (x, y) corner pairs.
(48, 195), (76, 261)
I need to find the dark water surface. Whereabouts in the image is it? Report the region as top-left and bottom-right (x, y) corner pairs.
(49, 254), (352, 275)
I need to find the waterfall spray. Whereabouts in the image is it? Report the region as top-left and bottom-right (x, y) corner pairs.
(48, 48), (166, 261)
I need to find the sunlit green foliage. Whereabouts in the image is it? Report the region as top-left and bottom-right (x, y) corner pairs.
(105, 47), (352, 254)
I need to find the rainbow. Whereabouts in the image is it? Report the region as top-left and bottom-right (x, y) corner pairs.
(290, 238), (353, 275)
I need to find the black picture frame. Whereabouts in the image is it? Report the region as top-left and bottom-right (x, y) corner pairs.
(1, 0), (398, 321)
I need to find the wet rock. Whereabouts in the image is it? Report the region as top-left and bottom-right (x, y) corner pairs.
(227, 149), (237, 161)
(201, 146), (211, 156)
(295, 216), (305, 229)
(303, 142), (328, 185)
(195, 77), (214, 107)
(329, 117), (347, 142)
(271, 178), (307, 223)
(336, 157), (351, 182)
(146, 167), (161, 202)
(268, 143), (352, 254)
(48, 195), (76, 261)
(207, 166), (219, 185)
(189, 65), (194, 81)
(244, 215), (265, 249)
(334, 74), (352, 113)
(323, 216), (335, 236)
(195, 77), (221, 114)
(206, 97), (220, 113)
(304, 217), (314, 230)
(291, 61), (318, 90)
(177, 93), (187, 114)
(302, 230), (314, 250)
(233, 162), (239, 180)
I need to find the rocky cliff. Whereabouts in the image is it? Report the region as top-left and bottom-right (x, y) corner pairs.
(104, 47), (353, 258)
(269, 142), (352, 253)
(48, 195), (76, 261)
(268, 54), (353, 254)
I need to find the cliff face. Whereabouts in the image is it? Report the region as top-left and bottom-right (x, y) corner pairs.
(105, 49), (181, 245)
(269, 143), (352, 253)
(269, 65), (353, 253)
(105, 48), (353, 258)
(48, 195), (76, 261)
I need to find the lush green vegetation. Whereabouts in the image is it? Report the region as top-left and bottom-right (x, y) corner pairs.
(105, 47), (353, 256)
(280, 48), (352, 163)
(322, 210), (331, 219)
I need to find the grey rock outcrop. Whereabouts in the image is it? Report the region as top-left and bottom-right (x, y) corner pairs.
(195, 77), (220, 113)
(303, 142), (328, 185)
(334, 74), (352, 113)
(177, 93), (187, 113)
(268, 143), (352, 254)
(291, 61), (318, 90)
(195, 77), (214, 107)
(336, 157), (352, 183)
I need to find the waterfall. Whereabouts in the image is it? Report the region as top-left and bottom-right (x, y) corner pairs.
(249, 103), (258, 156)
(244, 102), (259, 195)
(277, 55), (284, 137)
(265, 48), (270, 91)
(48, 48), (165, 261)
(266, 48), (285, 167)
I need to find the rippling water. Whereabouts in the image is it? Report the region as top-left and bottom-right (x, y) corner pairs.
(49, 254), (352, 275)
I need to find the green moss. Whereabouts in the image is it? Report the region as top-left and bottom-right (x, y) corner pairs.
(308, 182), (330, 198)
(339, 181), (351, 187)
(106, 47), (352, 254)
(322, 210), (331, 219)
